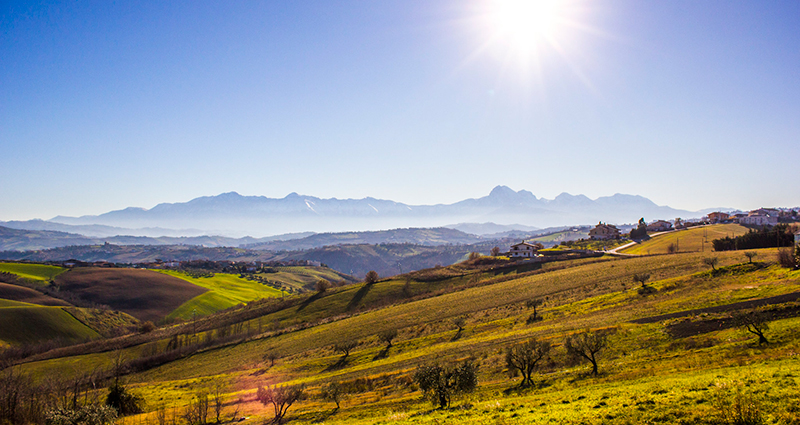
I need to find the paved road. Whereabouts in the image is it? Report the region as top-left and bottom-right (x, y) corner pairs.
(605, 229), (680, 255)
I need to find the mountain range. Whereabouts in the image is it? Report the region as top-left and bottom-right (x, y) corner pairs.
(30, 186), (701, 237)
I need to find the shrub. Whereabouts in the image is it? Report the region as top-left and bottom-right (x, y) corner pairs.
(413, 361), (478, 409)
(777, 248), (796, 268)
(105, 383), (144, 415)
(45, 405), (118, 425)
(315, 279), (331, 293)
(712, 382), (764, 425)
(364, 271), (379, 284)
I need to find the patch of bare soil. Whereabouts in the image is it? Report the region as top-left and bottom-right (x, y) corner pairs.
(54, 268), (207, 322)
(0, 281), (71, 306)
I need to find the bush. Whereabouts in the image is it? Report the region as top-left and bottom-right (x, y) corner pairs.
(777, 247), (796, 268)
(364, 271), (379, 284)
(712, 382), (764, 425)
(45, 405), (118, 425)
(105, 383), (144, 415)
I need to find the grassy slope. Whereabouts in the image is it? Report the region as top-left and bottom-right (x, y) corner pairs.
(621, 224), (749, 255)
(256, 266), (356, 292)
(0, 306), (100, 346)
(15, 250), (800, 424)
(0, 262), (66, 283)
(160, 271), (287, 320)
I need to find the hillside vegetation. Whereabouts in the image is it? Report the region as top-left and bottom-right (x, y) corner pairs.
(4, 248), (799, 425)
(621, 224), (749, 255)
(0, 262), (66, 282)
(160, 271), (287, 321)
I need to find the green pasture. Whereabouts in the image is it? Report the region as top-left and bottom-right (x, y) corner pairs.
(621, 223), (749, 255)
(0, 306), (100, 346)
(161, 271), (287, 320)
(0, 261), (65, 283)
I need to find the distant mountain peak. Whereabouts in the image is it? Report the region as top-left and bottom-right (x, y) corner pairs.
(489, 185), (517, 197)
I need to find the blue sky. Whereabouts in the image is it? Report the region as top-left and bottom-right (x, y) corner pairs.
(2, 0), (798, 221)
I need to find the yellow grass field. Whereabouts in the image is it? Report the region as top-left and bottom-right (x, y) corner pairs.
(621, 224), (749, 255)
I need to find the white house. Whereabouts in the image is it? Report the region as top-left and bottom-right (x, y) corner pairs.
(740, 214), (778, 226)
(509, 242), (539, 258)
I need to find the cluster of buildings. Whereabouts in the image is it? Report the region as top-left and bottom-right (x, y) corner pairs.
(705, 208), (792, 227)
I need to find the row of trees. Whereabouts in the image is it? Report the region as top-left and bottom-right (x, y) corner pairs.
(712, 224), (796, 251)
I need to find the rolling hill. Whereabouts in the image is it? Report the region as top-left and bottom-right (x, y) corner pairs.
(5, 247), (799, 424)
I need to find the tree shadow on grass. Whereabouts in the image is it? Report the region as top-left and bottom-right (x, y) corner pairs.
(307, 407), (338, 423)
(296, 291), (323, 312)
(450, 329), (463, 342)
(373, 346), (390, 361)
(346, 283), (374, 311)
(323, 357), (349, 372)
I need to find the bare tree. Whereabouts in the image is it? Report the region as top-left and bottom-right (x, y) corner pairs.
(565, 330), (608, 376)
(505, 338), (551, 387)
(703, 257), (719, 271)
(734, 310), (770, 344)
(256, 385), (305, 424)
(744, 251), (757, 264)
(490, 246), (501, 257)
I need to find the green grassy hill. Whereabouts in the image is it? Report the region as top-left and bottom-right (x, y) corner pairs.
(160, 271), (288, 321)
(9, 249), (800, 424)
(621, 224), (749, 255)
(0, 261), (65, 283)
(0, 306), (100, 346)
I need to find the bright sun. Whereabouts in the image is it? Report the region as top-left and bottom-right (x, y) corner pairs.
(489, 0), (564, 55)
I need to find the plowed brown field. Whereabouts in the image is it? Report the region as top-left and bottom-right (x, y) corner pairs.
(55, 268), (207, 322)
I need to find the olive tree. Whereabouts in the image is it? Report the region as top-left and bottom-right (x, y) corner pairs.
(565, 330), (608, 376)
(256, 384), (304, 424)
(413, 361), (478, 409)
(505, 338), (551, 387)
(734, 310), (770, 344)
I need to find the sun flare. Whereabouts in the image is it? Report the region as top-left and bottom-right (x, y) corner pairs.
(489, 0), (564, 54)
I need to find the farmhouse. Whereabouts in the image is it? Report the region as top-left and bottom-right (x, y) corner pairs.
(646, 220), (673, 232)
(706, 212), (730, 223)
(509, 242), (539, 258)
(740, 211), (778, 226)
(588, 222), (620, 240)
